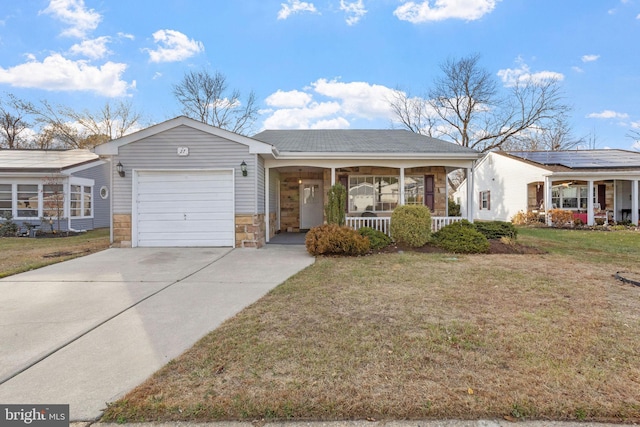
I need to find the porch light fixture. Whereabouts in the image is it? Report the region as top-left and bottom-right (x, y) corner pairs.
(116, 161), (125, 177)
(298, 169), (302, 184)
(240, 160), (248, 177)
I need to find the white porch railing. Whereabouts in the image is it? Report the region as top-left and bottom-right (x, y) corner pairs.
(345, 216), (463, 236)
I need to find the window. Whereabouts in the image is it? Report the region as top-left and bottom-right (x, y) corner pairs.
(404, 176), (424, 205)
(349, 176), (398, 213)
(0, 184), (11, 216)
(480, 191), (491, 210)
(17, 184), (39, 218)
(42, 184), (64, 218)
(70, 184), (93, 218)
(552, 185), (591, 210)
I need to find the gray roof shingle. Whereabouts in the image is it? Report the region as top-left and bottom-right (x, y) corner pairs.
(0, 149), (100, 172)
(253, 129), (478, 155)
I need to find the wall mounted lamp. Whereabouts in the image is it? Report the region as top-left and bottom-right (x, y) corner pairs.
(116, 161), (125, 177)
(298, 168), (302, 184)
(240, 160), (248, 177)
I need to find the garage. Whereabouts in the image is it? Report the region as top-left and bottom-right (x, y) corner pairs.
(133, 169), (234, 247)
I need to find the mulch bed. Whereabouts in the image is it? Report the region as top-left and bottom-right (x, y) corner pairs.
(380, 239), (546, 255)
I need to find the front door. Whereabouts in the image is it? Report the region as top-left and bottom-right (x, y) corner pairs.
(300, 180), (323, 230)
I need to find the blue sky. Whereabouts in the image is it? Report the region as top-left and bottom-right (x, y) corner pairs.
(0, 0), (639, 150)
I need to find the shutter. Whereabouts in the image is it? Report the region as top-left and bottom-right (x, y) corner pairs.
(424, 175), (435, 211)
(487, 191), (491, 210)
(598, 184), (606, 209)
(479, 192), (483, 210)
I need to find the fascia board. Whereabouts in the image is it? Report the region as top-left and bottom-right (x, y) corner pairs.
(273, 151), (480, 160)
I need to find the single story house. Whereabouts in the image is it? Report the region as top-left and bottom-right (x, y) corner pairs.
(0, 149), (110, 232)
(94, 116), (480, 248)
(454, 150), (640, 225)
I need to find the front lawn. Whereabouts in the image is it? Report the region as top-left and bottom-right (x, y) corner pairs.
(0, 228), (110, 278)
(103, 227), (640, 423)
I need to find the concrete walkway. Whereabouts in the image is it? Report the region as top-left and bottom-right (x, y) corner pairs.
(0, 246), (314, 421)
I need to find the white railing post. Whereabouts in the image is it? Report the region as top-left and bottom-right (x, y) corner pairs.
(345, 216), (462, 236)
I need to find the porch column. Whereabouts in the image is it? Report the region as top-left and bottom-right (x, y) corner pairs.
(544, 176), (553, 226)
(587, 179), (594, 226)
(633, 180), (639, 225)
(466, 167), (474, 222)
(399, 167), (405, 205)
(331, 167), (335, 186)
(265, 166), (270, 243)
(445, 174), (449, 216)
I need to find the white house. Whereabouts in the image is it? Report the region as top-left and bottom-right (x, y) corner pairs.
(455, 150), (640, 226)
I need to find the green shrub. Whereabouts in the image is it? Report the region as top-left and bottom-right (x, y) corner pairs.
(305, 224), (370, 256)
(448, 198), (461, 216)
(358, 227), (392, 250)
(390, 205), (432, 248)
(0, 212), (18, 237)
(325, 183), (347, 226)
(474, 220), (518, 239)
(432, 221), (490, 254)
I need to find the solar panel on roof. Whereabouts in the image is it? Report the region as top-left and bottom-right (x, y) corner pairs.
(507, 150), (640, 168)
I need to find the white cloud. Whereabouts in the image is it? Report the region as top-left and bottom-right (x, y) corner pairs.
(586, 110), (629, 119)
(393, 0), (497, 23)
(118, 32), (135, 40)
(262, 101), (342, 129)
(572, 66), (584, 73)
(40, 0), (101, 38)
(497, 59), (564, 87)
(69, 36), (111, 59)
(312, 79), (398, 119)
(261, 78), (398, 129)
(631, 120), (640, 129)
(340, 0), (367, 25)
(146, 30), (204, 63)
(265, 90), (312, 108)
(581, 54), (600, 62)
(0, 53), (133, 97)
(277, 0), (318, 20)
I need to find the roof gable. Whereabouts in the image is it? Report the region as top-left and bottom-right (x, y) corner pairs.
(94, 116), (274, 155)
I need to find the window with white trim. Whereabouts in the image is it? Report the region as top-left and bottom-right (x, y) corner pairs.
(0, 184), (11, 217)
(349, 176), (399, 213)
(480, 191), (491, 210)
(551, 185), (590, 210)
(17, 184), (39, 218)
(70, 184), (93, 218)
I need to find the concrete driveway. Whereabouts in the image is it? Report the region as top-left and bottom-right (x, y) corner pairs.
(0, 245), (314, 421)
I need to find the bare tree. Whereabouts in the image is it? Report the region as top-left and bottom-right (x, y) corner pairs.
(173, 69), (258, 135)
(628, 129), (640, 150)
(19, 98), (143, 149)
(0, 94), (30, 149)
(388, 88), (437, 136)
(502, 113), (583, 151)
(391, 54), (572, 152)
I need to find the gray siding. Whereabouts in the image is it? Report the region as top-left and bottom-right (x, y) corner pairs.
(257, 155), (265, 213)
(71, 162), (110, 229)
(113, 125), (258, 215)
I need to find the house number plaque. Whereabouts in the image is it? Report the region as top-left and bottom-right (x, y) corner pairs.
(177, 147), (189, 156)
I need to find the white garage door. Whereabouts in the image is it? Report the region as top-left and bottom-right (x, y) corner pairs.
(134, 170), (234, 247)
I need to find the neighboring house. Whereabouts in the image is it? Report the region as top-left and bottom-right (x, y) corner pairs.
(454, 150), (640, 225)
(0, 149), (110, 232)
(94, 116), (479, 248)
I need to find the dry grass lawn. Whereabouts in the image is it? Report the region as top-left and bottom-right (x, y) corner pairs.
(102, 228), (640, 423)
(0, 228), (110, 278)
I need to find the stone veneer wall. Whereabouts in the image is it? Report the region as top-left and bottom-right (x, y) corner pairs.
(111, 212), (265, 248)
(268, 212), (277, 239)
(113, 214), (132, 248)
(279, 171), (324, 232)
(235, 214), (266, 248)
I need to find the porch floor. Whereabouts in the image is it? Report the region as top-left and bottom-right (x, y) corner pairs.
(268, 232), (307, 245)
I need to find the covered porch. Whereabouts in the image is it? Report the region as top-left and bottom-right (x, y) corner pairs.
(264, 161), (474, 241)
(528, 174), (640, 225)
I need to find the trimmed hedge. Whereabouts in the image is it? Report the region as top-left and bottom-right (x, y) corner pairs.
(358, 227), (392, 250)
(305, 224), (370, 256)
(473, 221), (517, 239)
(432, 221), (490, 254)
(390, 205), (432, 248)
